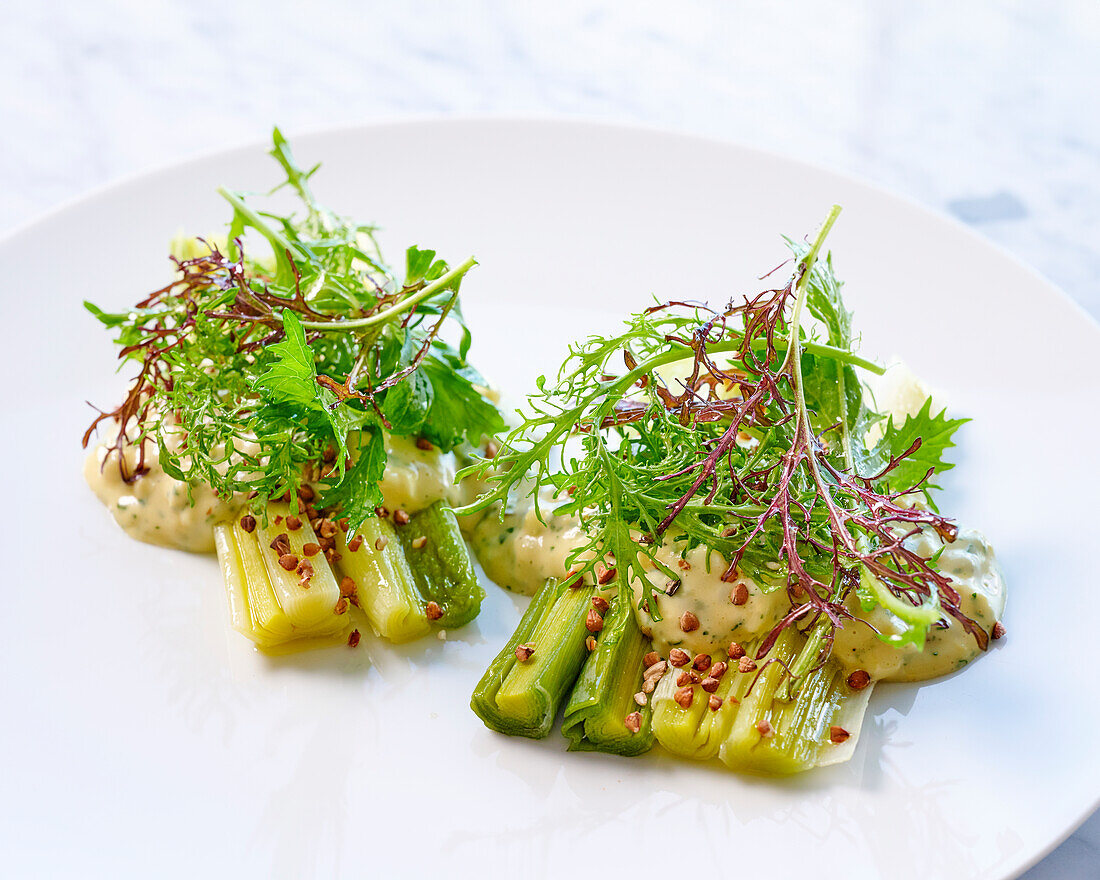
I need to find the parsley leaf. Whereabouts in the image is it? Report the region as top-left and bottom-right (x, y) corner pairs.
(253, 311), (354, 461)
(872, 398), (969, 495)
(406, 246), (449, 285)
(420, 353), (505, 450)
(320, 429), (387, 524)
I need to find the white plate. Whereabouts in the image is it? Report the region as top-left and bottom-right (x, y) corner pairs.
(1, 120), (1096, 880)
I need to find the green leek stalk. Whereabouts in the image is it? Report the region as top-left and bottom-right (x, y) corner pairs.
(718, 629), (874, 775)
(398, 501), (485, 627)
(471, 577), (594, 739)
(561, 588), (655, 756)
(334, 517), (431, 643)
(651, 629), (875, 774)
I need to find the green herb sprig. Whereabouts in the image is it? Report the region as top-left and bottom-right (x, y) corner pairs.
(84, 128), (504, 528)
(459, 207), (980, 655)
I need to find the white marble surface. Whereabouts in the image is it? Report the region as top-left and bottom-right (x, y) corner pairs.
(3, 1), (1097, 876)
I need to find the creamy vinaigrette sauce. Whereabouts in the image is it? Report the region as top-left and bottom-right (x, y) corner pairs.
(85, 432), (468, 554)
(84, 442), (239, 553)
(464, 486), (588, 596)
(629, 542), (786, 655)
(620, 527), (1004, 681)
(378, 434), (462, 514)
(831, 527), (1006, 682)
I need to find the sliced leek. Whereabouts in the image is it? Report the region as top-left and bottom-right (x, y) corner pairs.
(254, 503), (344, 629)
(214, 513), (351, 652)
(718, 630), (874, 774)
(398, 501), (485, 627)
(650, 629), (876, 774)
(333, 517), (431, 643)
(471, 577), (594, 739)
(650, 656), (741, 762)
(561, 588), (655, 756)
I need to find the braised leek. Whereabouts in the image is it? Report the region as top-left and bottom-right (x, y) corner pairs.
(561, 588), (655, 756)
(398, 501), (485, 627)
(471, 577), (594, 738)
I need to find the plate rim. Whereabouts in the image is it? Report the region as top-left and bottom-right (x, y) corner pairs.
(3, 114), (1097, 335)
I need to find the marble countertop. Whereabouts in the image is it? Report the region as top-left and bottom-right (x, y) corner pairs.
(3, 1), (1097, 876)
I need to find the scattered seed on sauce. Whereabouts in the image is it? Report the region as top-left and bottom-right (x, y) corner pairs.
(679, 611), (699, 632)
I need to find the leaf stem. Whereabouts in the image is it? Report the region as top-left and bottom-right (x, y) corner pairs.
(217, 186), (304, 262)
(782, 206), (842, 376)
(298, 257), (478, 331)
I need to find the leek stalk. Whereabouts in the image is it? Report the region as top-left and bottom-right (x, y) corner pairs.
(471, 577), (594, 739)
(398, 501), (485, 627)
(561, 588), (655, 756)
(333, 517), (431, 644)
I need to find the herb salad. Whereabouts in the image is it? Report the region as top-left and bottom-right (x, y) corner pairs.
(81, 136), (1006, 774)
(463, 206), (1006, 772)
(85, 129), (503, 527)
(84, 130), (504, 649)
